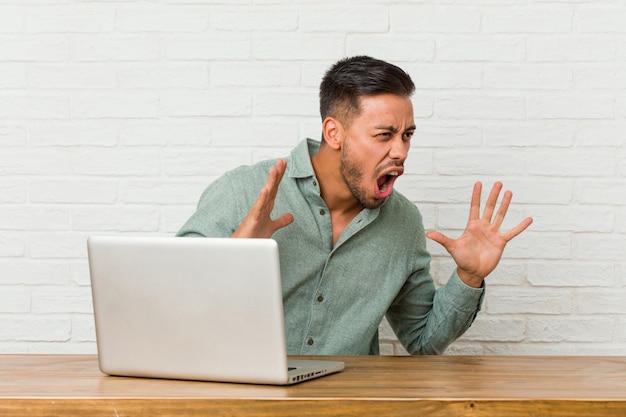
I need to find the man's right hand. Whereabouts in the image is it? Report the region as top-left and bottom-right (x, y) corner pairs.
(230, 159), (295, 238)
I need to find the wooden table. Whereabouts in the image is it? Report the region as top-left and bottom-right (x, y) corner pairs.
(1, 354), (626, 416)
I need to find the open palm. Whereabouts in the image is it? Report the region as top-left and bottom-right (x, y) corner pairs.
(426, 182), (533, 288)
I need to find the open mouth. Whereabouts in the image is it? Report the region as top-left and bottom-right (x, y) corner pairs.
(375, 171), (400, 199)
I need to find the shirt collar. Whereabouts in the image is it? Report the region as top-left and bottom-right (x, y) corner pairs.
(287, 138), (320, 179)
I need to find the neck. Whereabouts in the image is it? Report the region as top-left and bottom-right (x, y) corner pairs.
(311, 145), (362, 216)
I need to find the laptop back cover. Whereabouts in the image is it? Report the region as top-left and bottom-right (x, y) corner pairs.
(88, 236), (291, 384)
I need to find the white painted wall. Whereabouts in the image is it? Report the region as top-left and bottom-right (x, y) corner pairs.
(1, 0), (625, 355)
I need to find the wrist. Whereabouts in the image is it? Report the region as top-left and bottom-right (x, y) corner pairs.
(456, 268), (484, 289)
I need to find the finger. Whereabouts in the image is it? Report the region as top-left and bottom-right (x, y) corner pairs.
(492, 190), (512, 230)
(468, 182), (482, 221)
(482, 181), (503, 223)
(502, 216), (533, 242)
(264, 160), (287, 204)
(426, 230), (453, 250)
(271, 213), (295, 232)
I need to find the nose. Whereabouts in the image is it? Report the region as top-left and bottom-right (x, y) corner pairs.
(389, 134), (409, 161)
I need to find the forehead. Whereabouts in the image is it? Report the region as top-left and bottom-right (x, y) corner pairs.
(353, 94), (414, 126)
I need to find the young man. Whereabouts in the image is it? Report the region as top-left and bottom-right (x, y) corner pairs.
(177, 56), (533, 355)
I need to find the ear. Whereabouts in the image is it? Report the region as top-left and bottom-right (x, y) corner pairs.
(321, 117), (343, 150)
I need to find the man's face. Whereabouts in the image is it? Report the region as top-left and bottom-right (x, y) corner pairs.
(339, 94), (415, 209)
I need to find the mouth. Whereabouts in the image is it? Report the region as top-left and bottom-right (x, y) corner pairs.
(375, 169), (402, 199)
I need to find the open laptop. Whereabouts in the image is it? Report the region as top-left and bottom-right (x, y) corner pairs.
(87, 235), (344, 385)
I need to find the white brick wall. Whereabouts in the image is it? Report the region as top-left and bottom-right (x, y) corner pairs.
(1, 0), (625, 356)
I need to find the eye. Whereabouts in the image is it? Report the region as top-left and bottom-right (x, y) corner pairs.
(403, 131), (415, 141)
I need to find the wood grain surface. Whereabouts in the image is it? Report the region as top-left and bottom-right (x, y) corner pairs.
(1, 354), (625, 416)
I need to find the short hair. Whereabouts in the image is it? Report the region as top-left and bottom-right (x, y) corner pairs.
(319, 56), (415, 126)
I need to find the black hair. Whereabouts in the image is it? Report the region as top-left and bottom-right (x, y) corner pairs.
(319, 55), (415, 125)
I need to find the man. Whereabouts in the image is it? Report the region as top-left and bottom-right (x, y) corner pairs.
(177, 56), (533, 355)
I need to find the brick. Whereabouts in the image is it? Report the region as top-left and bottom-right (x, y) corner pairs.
(300, 6), (388, 33)
(404, 64), (483, 89)
(436, 95), (526, 120)
(0, 35), (69, 61)
(0, 180), (26, 203)
(575, 66), (626, 89)
(459, 317), (526, 342)
(72, 148), (161, 176)
(32, 287), (93, 313)
(29, 180), (117, 204)
(483, 8), (572, 33)
(434, 150), (526, 176)
(577, 7), (626, 33)
(484, 123), (574, 147)
(412, 124), (482, 148)
(29, 64), (116, 90)
(0, 206), (69, 231)
(0, 260), (72, 285)
(71, 206), (159, 232)
(25, 5), (115, 33)
(210, 120), (299, 148)
(210, 62), (300, 87)
(71, 315), (96, 342)
(438, 36), (525, 62)
(0, 63), (26, 88)
(348, 36), (435, 62)
(577, 123), (626, 147)
(118, 63), (209, 89)
(118, 4), (209, 32)
(72, 94), (159, 119)
(0, 6), (23, 32)
(529, 205), (613, 233)
(577, 290), (626, 314)
(162, 91), (251, 117)
(573, 233), (626, 261)
(527, 317), (614, 342)
(0, 288), (31, 313)
(484, 64), (572, 90)
(122, 180), (210, 205)
(73, 34), (159, 62)
(526, 150), (615, 176)
(392, 6), (481, 33)
(163, 34), (251, 60)
(254, 35), (344, 60)
(119, 121), (211, 146)
(528, 95), (614, 119)
(210, 8), (298, 31)
(0, 233), (25, 257)
(617, 207), (626, 233)
(575, 180), (626, 205)
(0, 317), (70, 342)
(254, 92), (318, 117)
(29, 122), (118, 147)
(527, 261), (615, 287)
(0, 126), (27, 146)
(487, 288), (573, 315)
(527, 36), (616, 62)
(162, 149), (253, 176)
(0, 150), (70, 175)
(0, 95), (69, 120)
(27, 233), (88, 259)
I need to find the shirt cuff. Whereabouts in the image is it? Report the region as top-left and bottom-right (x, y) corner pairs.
(444, 270), (485, 314)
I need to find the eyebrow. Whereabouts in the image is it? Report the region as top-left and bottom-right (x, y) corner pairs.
(374, 125), (416, 133)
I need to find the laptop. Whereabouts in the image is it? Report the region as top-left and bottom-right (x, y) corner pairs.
(87, 235), (344, 385)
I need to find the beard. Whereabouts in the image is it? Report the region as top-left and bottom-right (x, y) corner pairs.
(339, 141), (384, 210)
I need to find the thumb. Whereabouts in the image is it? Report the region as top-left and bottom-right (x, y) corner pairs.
(426, 230), (451, 248)
(271, 213), (295, 232)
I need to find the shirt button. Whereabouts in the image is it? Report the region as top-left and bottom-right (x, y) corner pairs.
(307, 338), (314, 346)
(312, 180), (317, 187)
(319, 209), (326, 215)
(317, 295), (324, 302)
